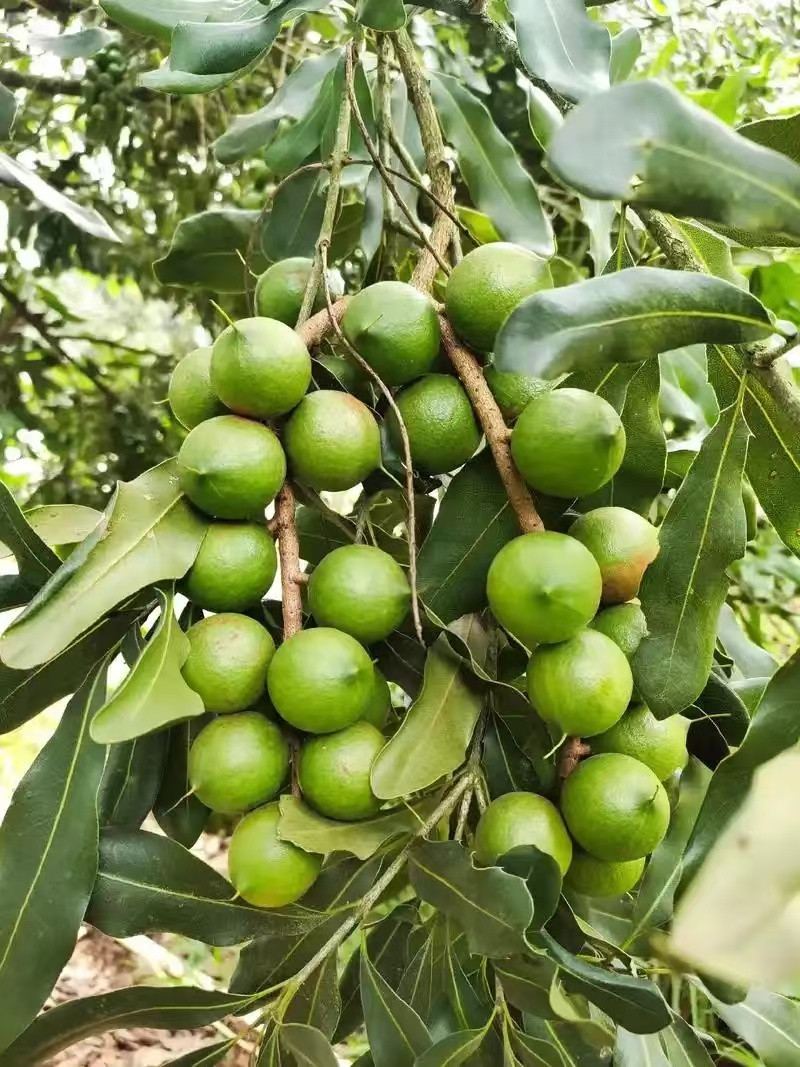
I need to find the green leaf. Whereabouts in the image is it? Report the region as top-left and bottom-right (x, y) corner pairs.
(506, 1025), (563, 1067)
(153, 717), (211, 847)
(483, 715), (544, 800)
(0, 460), (206, 670)
(139, 62), (242, 95)
(610, 26), (641, 84)
(711, 987), (800, 1067)
(164, 1040), (237, 1066)
(214, 50), (342, 163)
(0, 613), (133, 735)
(507, 0), (611, 103)
(659, 1013), (715, 1066)
(540, 934), (670, 1034)
(91, 589), (204, 743)
(2, 984), (256, 1067)
(673, 220), (746, 289)
(615, 1030), (670, 1067)
(0, 666), (107, 1052)
(356, 0), (406, 30)
(0, 151), (120, 241)
(498, 846), (562, 932)
(416, 1027), (492, 1067)
(278, 794), (439, 859)
(0, 503), (101, 561)
(0, 83), (17, 141)
(681, 650), (800, 892)
(100, 0), (264, 43)
(87, 827), (288, 945)
(264, 72), (339, 177)
(0, 479), (61, 607)
(493, 956), (557, 1018)
(408, 840), (534, 958)
(262, 168), (325, 262)
(279, 1023), (339, 1066)
(717, 603), (777, 679)
(370, 636), (483, 800)
(740, 112), (800, 166)
(526, 85), (562, 153)
(494, 268), (773, 380)
(154, 209), (266, 291)
(417, 451), (519, 624)
(633, 396), (750, 718)
(524, 1016), (616, 1066)
(26, 27), (116, 58)
(98, 729), (168, 828)
(360, 945), (432, 1067)
(428, 73), (553, 257)
(547, 80), (800, 245)
(708, 344), (800, 557)
(284, 955), (340, 1037)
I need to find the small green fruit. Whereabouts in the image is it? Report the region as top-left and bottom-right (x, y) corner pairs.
(511, 389), (626, 498)
(284, 391), (381, 492)
(483, 367), (552, 421)
(210, 317), (311, 419)
(560, 753), (670, 862)
(527, 629), (633, 738)
(298, 721), (385, 821)
(177, 415), (286, 519)
(570, 507), (660, 604)
(391, 374), (481, 475)
(182, 613), (275, 713)
(168, 347), (226, 430)
(188, 712), (289, 813)
(342, 281), (441, 386)
(474, 791), (573, 875)
(487, 532), (602, 648)
(228, 802), (322, 908)
(565, 851), (645, 898)
(267, 627), (374, 733)
(308, 544), (410, 645)
(591, 704), (689, 781)
(185, 522), (277, 612)
(590, 602), (648, 660)
(254, 257), (343, 325)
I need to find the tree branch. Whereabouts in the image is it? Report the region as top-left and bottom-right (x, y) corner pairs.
(1, 68), (154, 102)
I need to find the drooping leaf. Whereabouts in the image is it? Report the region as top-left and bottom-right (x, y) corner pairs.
(356, 0), (406, 30)
(284, 956), (341, 1038)
(154, 209), (266, 291)
(0, 667), (107, 1052)
(262, 167), (326, 262)
(98, 729), (168, 829)
(739, 111), (800, 167)
(100, 0), (263, 42)
(263, 62), (341, 177)
(0, 460), (206, 670)
(91, 588), (204, 743)
(507, 0), (611, 103)
(2, 984), (256, 1067)
(25, 27), (116, 59)
(153, 717), (212, 847)
(494, 268), (773, 380)
(547, 80), (800, 245)
(428, 73), (554, 256)
(680, 650), (800, 893)
(0, 479), (61, 608)
(0, 152), (120, 241)
(278, 794), (439, 859)
(417, 451), (519, 624)
(633, 396), (750, 718)
(370, 636), (483, 800)
(360, 946), (432, 1067)
(408, 840), (534, 958)
(710, 986), (800, 1067)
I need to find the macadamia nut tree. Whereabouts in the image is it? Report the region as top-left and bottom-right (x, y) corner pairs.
(1, 2), (800, 1064)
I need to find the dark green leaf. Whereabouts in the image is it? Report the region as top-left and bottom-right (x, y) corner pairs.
(262, 168), (325, 261)
(284, 956), (340, 1037)
(264, 63), (340, 176)
(0, 83), (16, 141)
(0, 461), (206, 670)
(87, 828), (288, 946)
(278, 794), (439, 859)
(659, 1013), (715, 1066)
(356, 0), (406, 30)
(0, 667), (107, 1051)
(694, 671), (749, 748)
(740, 112), (800, 167)
(360, 946), (432, 1067)
(0, 479), (61, 606)
(2, 984), (256, 1067)
(279, 1023), (339, 1066)
(506, 1025), (562, 1067)
(98, 729), (168, 828)
(26, 27), (116, 59)
(370, 637), (483, 800)
(493, 956), (557, 1018)
(154, 209), (266, 291)
(498, 846), (562, 932)
(417, 451), (518, 624)
(681, 649), (800, 892)
(711, 988), (800, 1067)
(164, 1040), (237, 1066)
(374, 625), (428, 699)
(408, 840), (533, 958)
(483, 715), (544, 799)
(397, 916), (449, 1022)
(153, 717), (211, 847)
(428, 73), (553, 256)
(494, 268), (773, 380)
(507, 0), (610, 103)
(547, 81), (800, 245)
(525, 1016), (615, 1066)
(295, 503), (354, 565)
(634, 396), (750, 718)
(443, 935), (493, 1030)
(100, 0), (260, 43)
(415, 1027), (492, 1067)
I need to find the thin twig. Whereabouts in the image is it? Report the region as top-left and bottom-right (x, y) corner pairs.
(454, 784), (474, 841)
(320, 247), (425, 645)
(376, 34), (398, 230)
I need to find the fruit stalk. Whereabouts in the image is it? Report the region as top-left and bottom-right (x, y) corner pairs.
(558, 736), (591, 780)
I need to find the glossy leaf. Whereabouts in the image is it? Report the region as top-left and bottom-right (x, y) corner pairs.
(284, 957), (340, 1038)
(100, 0), (264, 43)
(494, 268), (773, 380)
(547, 80), (800, 244)
(0, 460), (206, 670)
(711, 987), (800, 1067)
(416, 1027), (491, 1067)
(507, 0), (610, 103)
(498, 846), (562, 932)
(154, 209), (266, 291)
(360, 946), (432, 1067)
(98, 729), (168, 828)
(0, 667), (107, 1052)
(0, 503), (101, 562)
(740, 111), (800, 166)
(153, 717), (212, 847)
(659, 1013), (716, 1066)
(278, 794), (439, 859)
(0, 151), (120, 242)
(356, 0), (406, 30)
(370, 637), (483, 800)
(262, 167), (325, 262)
(681, 650), (800, 891)
(417, 451), (518, 624)
(429, 73), (553, 256)
(91, 589), (204, 743)
(408, 840), (533, 958)
(2, 984), (256, 1067)
(634, 397), (750, 718)
(0, 479), (61, 607)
